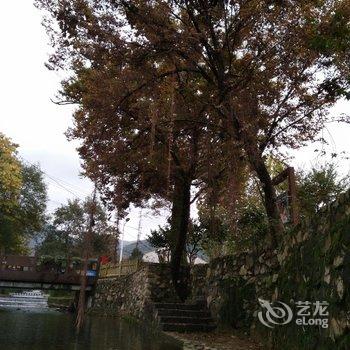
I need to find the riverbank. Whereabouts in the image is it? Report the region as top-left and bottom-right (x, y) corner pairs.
(47, 296), (73, 310)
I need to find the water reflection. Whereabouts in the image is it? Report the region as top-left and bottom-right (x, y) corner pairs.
(0, 308), (182, 350)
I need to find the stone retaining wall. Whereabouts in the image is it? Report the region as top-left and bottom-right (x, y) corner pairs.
(190, 250), (279, 329)
(92, 189), (350, 349)
(264, 189), (350, 349)
(194, 189), (350, 349)
(93, 264), (150, 318)
(92, 263), (186, 319)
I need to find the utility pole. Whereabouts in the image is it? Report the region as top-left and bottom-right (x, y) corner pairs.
(135, 209), (143, 252)
(118, 217), (130, 276)
(113, 213), (120, 263)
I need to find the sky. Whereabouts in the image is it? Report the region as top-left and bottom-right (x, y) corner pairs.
(0, 2), (349, 240)
(0, 1), (167, 241)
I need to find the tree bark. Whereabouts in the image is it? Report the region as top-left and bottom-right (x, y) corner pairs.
(170, 173), (191, 302)
(244, 142), (283, 247)
(227, 103), (283, 247)
(76, 190), (96, 332)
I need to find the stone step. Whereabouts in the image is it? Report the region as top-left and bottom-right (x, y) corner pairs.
(153, 302), (216, 332)
(156, 308), (211, 318)
(153, 302), (202, 311)
(159, 316), (214, 324)
(161, 322), (217, 332)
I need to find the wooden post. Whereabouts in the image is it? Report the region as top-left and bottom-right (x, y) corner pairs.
(272, 166), (299, 226)
(287, 167), (299, 225)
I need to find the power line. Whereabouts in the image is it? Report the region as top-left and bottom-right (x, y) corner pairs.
(21, 158), (156, 245)
(45, 173), (90, 198)
(46, 174), (91, 197)
(124, 224), (140, 231)
(45, 174), (85, 199)
(21, 157), (89, 200)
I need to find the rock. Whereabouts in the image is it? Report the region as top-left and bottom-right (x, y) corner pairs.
(303, 231), (310, 241)
(330, 318), (345, 339)
(333, 255), (344, 268)
(324, 267), (331, 284)
(239, 265), (248, 275)
(324, 235), (331, 253)
(272, 287), (279, 301)
(277, 247), (288, 264)
(296, 231), (303, 243)
(246, 256), (254, 268)
(336, 277), (344, 299)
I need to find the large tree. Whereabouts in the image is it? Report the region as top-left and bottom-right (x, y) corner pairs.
(0, 134), (22, 211)
(38, 197), (117, 259)
(119, 0), (350, 245)
(36, 0), (248, 299)
(0, 133), (23, 253)
(0, 135), (48, 254)
(36, 0), (350, 248)
(18, 163), (48, 238)
(67, 73), (229, 299)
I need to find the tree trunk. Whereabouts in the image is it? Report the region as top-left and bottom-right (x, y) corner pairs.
(244, 142), (283, 247)
(228, 103), (283, 247)
(75, 189), (96, 332)
(170, 174), (191, 302)
(75, 252), (88, 332)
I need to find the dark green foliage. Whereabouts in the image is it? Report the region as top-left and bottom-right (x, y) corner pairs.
(148, 226), (170, 252)
(235, 204), (269, 251)
(196, 163), (348, 255)
(18, 163), (47, 236)
(36, 198), (117, 259)
(129, 247), (143, 261)
(310, 8), (350, 56)
(0, 162), (48, 254)
(35, 224), (68, 257)
(148, 222), (204, 264)
(297, 163), (348, 220)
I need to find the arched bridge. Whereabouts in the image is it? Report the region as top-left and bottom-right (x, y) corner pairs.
(0, 255), (98, 291)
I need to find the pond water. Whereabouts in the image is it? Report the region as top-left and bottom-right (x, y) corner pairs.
(0, 305), (182, 350)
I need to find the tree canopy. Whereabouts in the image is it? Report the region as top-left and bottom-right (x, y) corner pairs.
(35, 0), (350, 299)
(0, 133), (22, 214)
(0, 134), (48, 254)
(36, 197), (117, 259)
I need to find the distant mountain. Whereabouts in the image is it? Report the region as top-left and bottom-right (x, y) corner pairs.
(122, 239), (208, 262)
(122, 240), (154, 258)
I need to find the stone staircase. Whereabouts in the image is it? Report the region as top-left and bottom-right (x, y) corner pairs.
(153, 302), (217, 332)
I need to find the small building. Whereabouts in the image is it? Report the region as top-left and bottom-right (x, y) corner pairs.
(142, 250), (207, 265)
(0, 255), (36, 271)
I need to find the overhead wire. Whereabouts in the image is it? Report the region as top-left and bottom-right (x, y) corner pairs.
(21, 157), (153, 249)
(20, 157), (90, 200)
